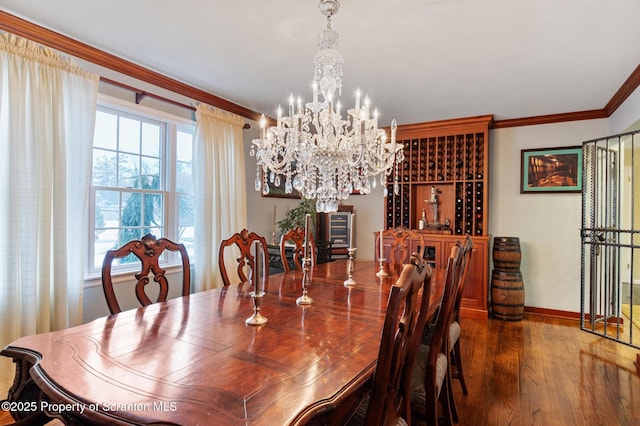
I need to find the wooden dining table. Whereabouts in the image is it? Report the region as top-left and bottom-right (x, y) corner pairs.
(2, 259), (444, 425)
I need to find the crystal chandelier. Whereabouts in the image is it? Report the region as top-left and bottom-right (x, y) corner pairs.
(250, 0), (404, 213)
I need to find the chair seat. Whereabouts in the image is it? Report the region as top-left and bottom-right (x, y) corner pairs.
(347, 396), (409, 426)
(410, 344), (448, 415)
(422, 320), (460, 347)
(450, 320), (460, 345)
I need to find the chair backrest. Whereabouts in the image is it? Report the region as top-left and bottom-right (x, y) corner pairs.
(378, 228), (426, 265)
(279, 227), (316, 271)
(101, 233), (191, 315)
(421, 243), (463, 401)
(218, 229), (269, 287)
(453, 234), (473, 322)
(365, 256), (431, 425)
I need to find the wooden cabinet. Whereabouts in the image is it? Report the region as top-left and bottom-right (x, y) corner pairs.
(385, 115), (492, 237)
(381, 115), (493, 319)
(377, 232), (489, 319)
(444, 237), (488, 319)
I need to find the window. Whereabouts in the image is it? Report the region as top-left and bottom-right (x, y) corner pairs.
(89, 97), (194, 274)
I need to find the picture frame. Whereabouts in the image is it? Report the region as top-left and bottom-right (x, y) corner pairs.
(261, 170), (301, 199)
(520, 146), (583, 193)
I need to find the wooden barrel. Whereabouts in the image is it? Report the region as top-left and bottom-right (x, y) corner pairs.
(493, 237), (521, 271)
(491, 270), (524, 321)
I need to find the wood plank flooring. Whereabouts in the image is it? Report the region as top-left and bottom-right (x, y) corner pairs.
(454, 314), (640, 425)
(1, 314), (639, 425)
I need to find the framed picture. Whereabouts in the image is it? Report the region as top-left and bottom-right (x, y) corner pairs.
(520, 146), (583, 193)
(261, 170), (301, 199)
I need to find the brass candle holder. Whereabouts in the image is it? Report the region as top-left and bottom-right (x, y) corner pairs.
(296, 257), (313, 305)
(343, 247), (357, 287)
(376, 258), (388, 277)
(246, 290), (268, 326)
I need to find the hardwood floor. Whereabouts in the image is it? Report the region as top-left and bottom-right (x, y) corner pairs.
(2, 314), (638, 425)
(454, 314), (640, 425)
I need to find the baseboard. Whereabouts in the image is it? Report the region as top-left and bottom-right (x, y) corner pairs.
(523, 306), (625, 324)
(523, 306), (581, 320)
(460, 306), (489, 320)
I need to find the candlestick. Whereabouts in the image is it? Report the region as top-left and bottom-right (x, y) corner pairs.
(379, 229), (384, 259)
(271, 206), (277, 244)
(296, 256), (313, 305)
(376, 257), (388, 277)
(343, 247), (357, 287)
(254, 241), (261, 294)
(349, 214), (355, 249)
(246, 241), (267, 325)
(303, 213), (310, 259)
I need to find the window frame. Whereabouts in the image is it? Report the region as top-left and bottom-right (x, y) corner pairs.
(87, 94), (195, 278)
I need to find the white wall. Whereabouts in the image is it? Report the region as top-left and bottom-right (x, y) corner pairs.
(489, 119), (608, 312)
(609, 86), (640, 134)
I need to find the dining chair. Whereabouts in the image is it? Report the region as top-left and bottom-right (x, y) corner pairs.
(279, 227), (316, 271)
(378, 228), (426, 265)
(218, 228), (269, 287)
(101, 233), (191, 315)
(348, 255), (431, 426)
(449, 234), (473, 396)
(411, 243), (463, 426)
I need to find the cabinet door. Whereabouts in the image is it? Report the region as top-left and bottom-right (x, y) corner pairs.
(445, 239), (488, 315)
(413, 238), (442, 269)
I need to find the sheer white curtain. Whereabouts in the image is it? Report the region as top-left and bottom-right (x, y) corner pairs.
(194, 104), (247, 291)
(0, 34), (98, 390)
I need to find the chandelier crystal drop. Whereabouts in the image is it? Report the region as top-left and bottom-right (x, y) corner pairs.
(250, 0), (404, 213)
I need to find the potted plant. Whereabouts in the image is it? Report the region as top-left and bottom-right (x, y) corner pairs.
(276, 198), (317, 234)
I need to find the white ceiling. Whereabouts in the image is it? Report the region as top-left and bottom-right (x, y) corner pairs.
(1, 0), (639, 127)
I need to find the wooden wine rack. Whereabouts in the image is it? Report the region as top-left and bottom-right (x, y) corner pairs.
(385, 115), (493, 236)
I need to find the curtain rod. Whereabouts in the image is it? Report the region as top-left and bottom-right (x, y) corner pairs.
(100, 77), (251, 129)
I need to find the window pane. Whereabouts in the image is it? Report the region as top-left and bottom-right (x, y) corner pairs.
(178, 193), (194, 228)
(118, 153), (140, 188)
(93, 149), (117, 186)
(177, 130), (193, 162)
(94, 111), (117, 150)
(141, 157), (161, 190)
(176, 161), (192, 194)
(142, 122), (161, 157)
(95, 190), (119, 229)
(178, 193), (194, 258)
(144, 193), (164, 229)
(120, 192), (142, 229)
(119, 116), (140, 154)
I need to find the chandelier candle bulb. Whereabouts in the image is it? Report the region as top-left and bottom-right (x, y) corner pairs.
(313, 82), (318, 103)
(260, 115), (266, 141)
(277, 106), (282, 128)
(391, 119), (397, 144)
(355, 89), (361, 110)
(289, 94), (294, 118)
